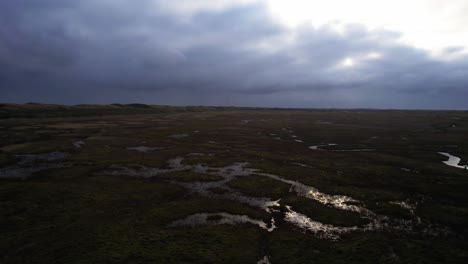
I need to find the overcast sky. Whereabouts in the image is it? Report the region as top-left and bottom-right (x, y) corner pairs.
(1, 0), (467, 109)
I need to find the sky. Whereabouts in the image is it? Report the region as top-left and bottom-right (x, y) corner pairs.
(1, 0), (468, 109)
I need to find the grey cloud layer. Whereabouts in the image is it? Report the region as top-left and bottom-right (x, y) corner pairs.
(1, 0), (467, 109)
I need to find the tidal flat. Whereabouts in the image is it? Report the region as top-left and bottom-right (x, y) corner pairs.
(0, 104), (467, 263)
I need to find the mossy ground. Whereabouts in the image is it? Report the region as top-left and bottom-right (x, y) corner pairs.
(1, 106), (468, 263)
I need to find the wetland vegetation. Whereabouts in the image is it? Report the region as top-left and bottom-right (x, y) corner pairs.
(1, 104), (467, 263)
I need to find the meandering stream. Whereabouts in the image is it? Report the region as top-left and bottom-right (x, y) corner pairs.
(103, 154), (449, 240)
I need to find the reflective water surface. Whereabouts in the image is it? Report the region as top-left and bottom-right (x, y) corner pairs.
(309, 143), (374, 152)
(104, 154), (449, 240)
(438, 152), (467, 169)
(309, 143), (337, 150)
(72, 140), (85, 148)
(169, 212), (276, 232)
(257, 256), (271, 264)
(127, 146), (163, 152)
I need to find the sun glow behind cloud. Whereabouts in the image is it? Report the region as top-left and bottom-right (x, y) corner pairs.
(152, 0), (468, 57)
(366, 52), (382, 59)
(341, 58), (354, 67)
(265, 0), (468, 56)
(1, 0), (467, 109)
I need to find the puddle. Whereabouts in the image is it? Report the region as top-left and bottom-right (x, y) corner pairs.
(309, 143), (337, 150)
(127, 146), (163, 153)
(14, 152), (69, 164)
(400, 168), (419, 173)
(169, 212), (276, 232)
(291, 163), (313, 168)
(187, 153), (214, 156)
(168, 134), (189, 139)
(438, 152), (467, 169)
(104, 157), (190, 178)
(294, 139), (304, 143)
(334, 149), (375, 152)
(309, 143), (374, 152)
(103, 165), (169, 178)
(285, 206), (358, 240)
(72, 140), (85, 149)
(389, 201), (417, 215)
(0, 152), (70, 179)
(257, 256), (271, 264)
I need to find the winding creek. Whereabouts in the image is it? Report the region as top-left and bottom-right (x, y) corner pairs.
(0, 147), (458, 241)
(103, 154), (450, 240)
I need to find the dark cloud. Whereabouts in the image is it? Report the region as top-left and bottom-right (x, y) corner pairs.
(0, 0), (467, 109)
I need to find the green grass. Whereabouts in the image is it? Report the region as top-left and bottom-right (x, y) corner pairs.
(228, 175), (290, 200)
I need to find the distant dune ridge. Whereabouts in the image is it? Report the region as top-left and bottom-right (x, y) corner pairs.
(1, 103), (466, 119)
